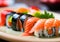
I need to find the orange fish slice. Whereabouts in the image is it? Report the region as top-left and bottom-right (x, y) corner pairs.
(53, 19), (60, 36)
(29, 19), (46, 33)
(22, 32), (33, 36)
(24, 17), (39, 33)
(44, 18), (54, 29)
(44, 18), (54, 35)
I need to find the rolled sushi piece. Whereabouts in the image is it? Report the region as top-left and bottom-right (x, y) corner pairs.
(52, 19), (60, 36)
(20, 14), (33, 32)
(44, 18), (56, 38)
(11, 14), (22, 31)
(29, 18), (60, 38)
(44, 18), (60, 37)
(6, 11), (33, 31)
(6, 11), (16, 28)
(11, 13), (33, 31)
(29, 19), (46, 37)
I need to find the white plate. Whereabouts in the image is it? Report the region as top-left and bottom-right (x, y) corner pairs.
(0, 11), (60, 42)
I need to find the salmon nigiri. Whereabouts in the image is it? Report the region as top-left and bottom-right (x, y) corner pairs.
(29, 19), (46, 37)
(22, 17), (39, 36)
(25, 17), (39, 33)
(29, 19), (46, 33)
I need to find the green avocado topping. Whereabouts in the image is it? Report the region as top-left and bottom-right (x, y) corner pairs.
(33, 10), (54, 19)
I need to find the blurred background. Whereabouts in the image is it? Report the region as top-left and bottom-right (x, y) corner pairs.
(0, 0), (60, 13)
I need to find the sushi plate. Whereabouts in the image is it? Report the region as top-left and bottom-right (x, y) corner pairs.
(0, 11), (60, 42)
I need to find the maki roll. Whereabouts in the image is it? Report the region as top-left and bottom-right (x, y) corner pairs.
(44, 19), (60, 37)
(11, 13), (33, 31)
(27, 18), (60, 38)
(6, 12), (33, 31)
(20, 14), (33, 31)
(11, 14), (22, 31)
(6, 11), (16, 28)
(44, 19), (56, 37)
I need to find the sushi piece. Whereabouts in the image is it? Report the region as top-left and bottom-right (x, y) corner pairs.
(29, 19), (46, 37)
(34, 19), (60, 38)
(22, 17), (39, 36)
(44, 19), (60, 37)
(44, 18), (56, 37)
(53, 19), (60, 36)
(6, 12), (22, 31)
(20, 14), (33, 31)
(6, 12), (33, 31)
(11, 14), (22, 31)
(23, 18), (60, 38)
(6, 11), (16, 28)
(24, 17), (40, 33)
